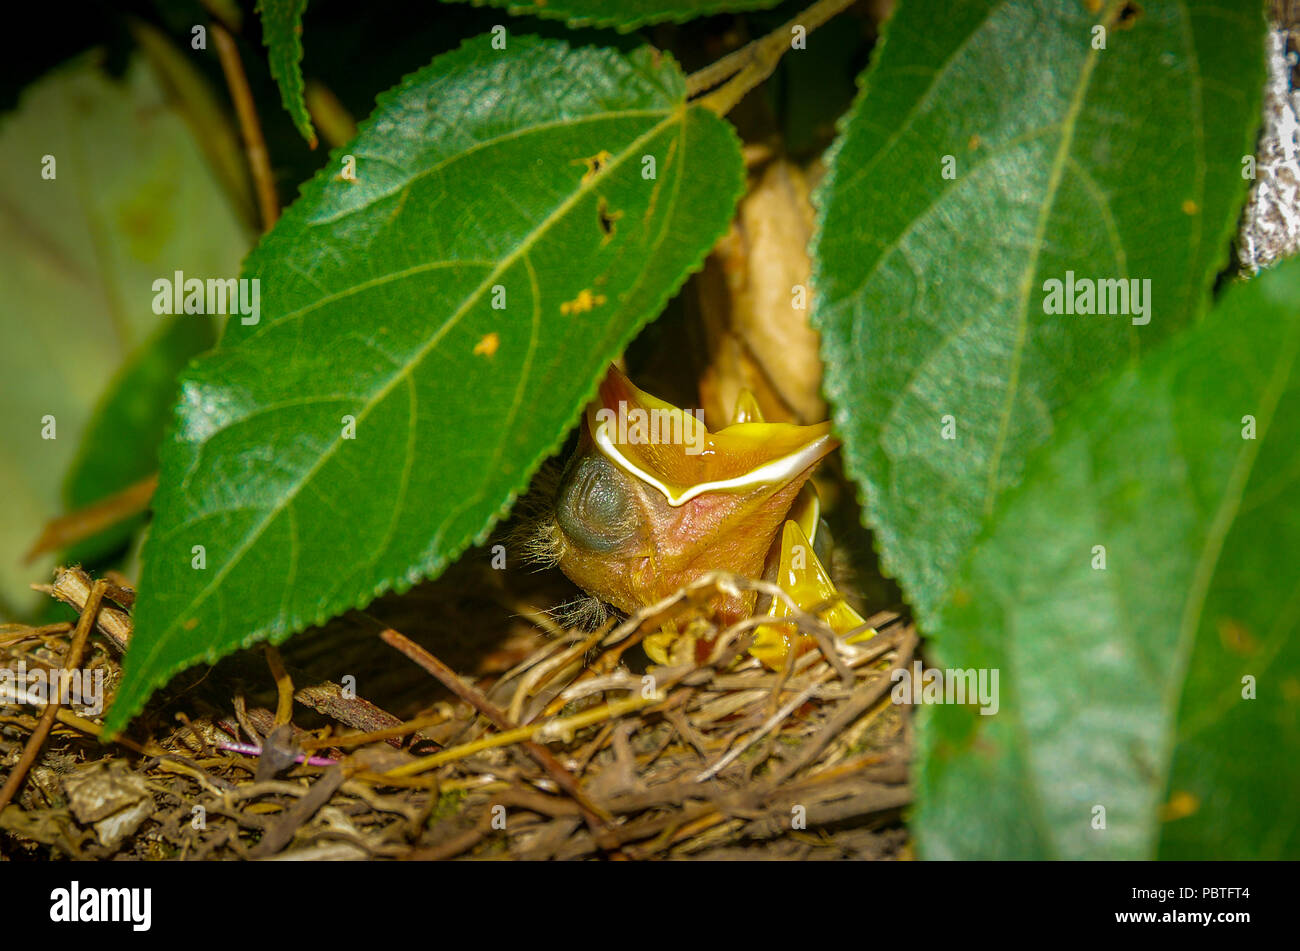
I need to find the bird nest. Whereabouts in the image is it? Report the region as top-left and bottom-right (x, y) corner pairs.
(0, 561), (913, 860)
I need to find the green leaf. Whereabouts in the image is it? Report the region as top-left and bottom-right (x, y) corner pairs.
(1159, 342), (1300, 854)
(438, 0), (782, 32)
(812, 0), (1266, 622)
(63, 318), (217, 565)
(257, 0), (317, 147)
(106, 35), (745, 735)
(917, 260), (1300, 859)
(0, 56), (247, 618)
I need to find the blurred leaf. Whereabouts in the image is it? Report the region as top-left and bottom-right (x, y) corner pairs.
(131, 19), (258, 229)
(257, 0), (317, 147)
(812, 0), (1266, 622)
(438, 0), (781, 32)
(62, 318), (216, 565)
(917, 260), (1300, 859)
(0, 55), (246, 618)
(106, 35), (745, 735)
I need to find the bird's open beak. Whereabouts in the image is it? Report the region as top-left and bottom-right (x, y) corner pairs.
(552, 365), (838, 627)
(749, 518), (873, 667)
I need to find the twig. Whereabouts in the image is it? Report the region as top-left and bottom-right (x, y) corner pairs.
(770, 625), (917, 785)
(39, 707), (151, 758)
(24, 473), (158, 563)
(375, 625), (619, 849)
(692, 0), (860, 115)
(0, 622), (71, 649)
(508, 619), (613, 724)
(297, 711), (448, 752)
(264, 645), (294, 726)
(383, 694), (658, 778)
(0, 580), (106, 813)
(212, 22), (279, 229)
(403, 815), (492, 861)
(695, 673), (825, 782)
(685, 40), (758, 99)
(249, 765), (347, 858)
(33, 566), (133, 652)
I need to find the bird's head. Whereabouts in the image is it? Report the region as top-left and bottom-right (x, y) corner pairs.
(546, 365), (838, 624)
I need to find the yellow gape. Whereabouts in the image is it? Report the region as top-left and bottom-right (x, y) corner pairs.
(724, 395), (872, 668)
(748, 517), (874, 667)
(550, 365), (872, 669)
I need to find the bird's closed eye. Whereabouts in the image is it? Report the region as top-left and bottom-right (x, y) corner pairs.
(554, 452), (639, 554)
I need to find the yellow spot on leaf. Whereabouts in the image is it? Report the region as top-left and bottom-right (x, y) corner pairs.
(968, 134), (981, 150)
(1282, 677), (1300, 703)
(1216, 616), (1258, 655)
(1159, 790), (1199, 822)
(115, 180), (177, 260)
(575, 150), (614, 184)
(1182, 199), (1199, 215)
(473, 333), (500, 357)
(561, 289), (607, 315)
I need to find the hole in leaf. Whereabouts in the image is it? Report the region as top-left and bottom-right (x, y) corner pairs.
(597, 197), (622, 240)
(575, 150), (613, 184)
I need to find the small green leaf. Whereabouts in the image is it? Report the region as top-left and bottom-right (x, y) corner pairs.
(0, 56), (246, 617)
(257, 0), (316, 147)
(917, 260), (1300, 859)
(439, 0), (782, 32)
(106, 35), (745, 735)
(812, 0), (1266, 622)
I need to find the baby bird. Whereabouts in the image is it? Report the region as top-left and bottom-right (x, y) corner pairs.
(527, 365), (867, 665)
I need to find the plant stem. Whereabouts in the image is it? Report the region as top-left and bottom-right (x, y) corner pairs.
(691, 0), (861, 116)
(375, 623), (619, 844)
(213, 23), (280, 230)
(0, 581), (105, 815)
(24, 472), (158, 563)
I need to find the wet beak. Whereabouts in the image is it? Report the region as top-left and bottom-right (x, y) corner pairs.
(552, 365), (837, 624)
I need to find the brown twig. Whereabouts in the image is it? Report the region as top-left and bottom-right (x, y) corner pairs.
(33, 566), (133, 652)
(249, 765), (347, 858)
(0, 580), (106, 814)
(297, 711), (448, 752)
(403, 814), (493, 861)
(24, 473), (158, 563)
(770, 625), (916, 785)
(376, 625), (618, 850)
(265, 645), (294, 726)
(212, 22), (279, 229)
(691, 0), (861, 114)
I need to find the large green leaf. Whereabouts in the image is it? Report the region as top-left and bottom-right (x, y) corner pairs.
(917, 260), (1300, 859)
(257, 0), (316, 147)
(812, 0), (1266, 622)
(105, 35), (745, 735)
(438, 0), (782, 32)
(0, 56), (246, 619)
